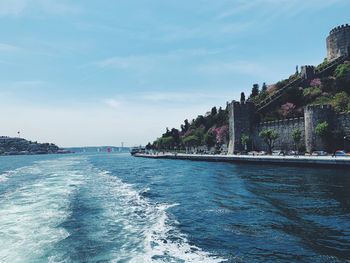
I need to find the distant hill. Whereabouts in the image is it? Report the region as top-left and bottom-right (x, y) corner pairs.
(148, 59), (350, 152)
(0, 136), (65, 155)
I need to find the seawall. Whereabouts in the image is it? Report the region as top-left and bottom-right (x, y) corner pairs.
(134, 153), (350, 167)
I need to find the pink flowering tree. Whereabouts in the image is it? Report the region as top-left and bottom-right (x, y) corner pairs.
(280, 102), (296, 118)
(310, 78), (321, 87)
(215, 125), (229, 145)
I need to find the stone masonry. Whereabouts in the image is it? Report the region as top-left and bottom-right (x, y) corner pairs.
(228, 101), (350, 154)
(327, 24), (350, 61)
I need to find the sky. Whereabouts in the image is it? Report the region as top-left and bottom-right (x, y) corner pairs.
(0, 0), (349, 147)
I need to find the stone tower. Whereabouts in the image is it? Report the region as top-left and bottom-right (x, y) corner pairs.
(304, 105), (334, 153)
(327, 24), (350, 61)
(228, 101), (255, 154)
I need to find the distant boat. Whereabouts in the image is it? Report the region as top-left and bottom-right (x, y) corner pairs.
(130, 147), (145, 155)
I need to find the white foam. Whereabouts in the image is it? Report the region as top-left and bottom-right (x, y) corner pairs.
(0, 157), (86, 263)
(93, 170), (226, 263)
(0, 156), (226, 263)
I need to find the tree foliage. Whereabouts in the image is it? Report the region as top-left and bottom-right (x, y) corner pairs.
(315, 121), (330, 138)
(259, 129), (279, 154)
(331, 92), (350, 112)
(240, 134), (250, 150)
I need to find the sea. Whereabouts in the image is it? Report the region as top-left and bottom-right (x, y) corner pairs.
(0, 153), (349, 263)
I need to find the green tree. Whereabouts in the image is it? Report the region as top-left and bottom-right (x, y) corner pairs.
(250, 84), (259, 98)
(182, 135), (200, 147)
(334, 62), (350, 93)
(335, 62), (350, 80)
(259, 129), (279, 154)
(211, 107), (217, 116)
(315, 121), (330, 138)
(292, 128), (302, 151)
(331, 92), (350, 112)
(204, 131), (216, 147)
(240, 92), (246, 103)
(240, 134), (250, 151)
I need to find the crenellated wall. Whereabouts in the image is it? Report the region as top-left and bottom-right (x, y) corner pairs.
(327, 24), (350, 61)
(253, 117), (305, 151)
(227, 101), (255, 154)
(228, 101), (350, 153)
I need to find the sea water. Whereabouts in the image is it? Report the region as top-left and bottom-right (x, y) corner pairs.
(0, 153), (349, 262)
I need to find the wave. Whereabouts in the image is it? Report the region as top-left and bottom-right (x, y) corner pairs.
(92, 171), (226, 263)
(0, 156), (226, 263)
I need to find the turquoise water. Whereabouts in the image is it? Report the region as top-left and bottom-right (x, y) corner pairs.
(0, 153), (349, 262)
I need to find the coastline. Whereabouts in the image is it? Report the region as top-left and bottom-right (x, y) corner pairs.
(134, 153), (350, 167)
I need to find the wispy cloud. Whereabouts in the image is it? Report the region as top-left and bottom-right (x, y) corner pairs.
(102, 91), (232, 111)
(139, 91), (229, 103)
(104, 98), (121, 109)
(216, 0), (342, 21)
(198, 60), (276, 80)
(0, 0), (80, 17)
(0, 43), (20, 52)
(94, 55), (155, 72)
(92, 46), (236, 73)
(0, 80), (47, 92)
(0, 0), (27, 16)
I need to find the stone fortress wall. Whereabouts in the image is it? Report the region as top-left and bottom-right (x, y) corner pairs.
(253, 117), (305, 152)
(327, 24), (350, 61)
(227, 24), (350, 154)
(228, 102), (350, 153)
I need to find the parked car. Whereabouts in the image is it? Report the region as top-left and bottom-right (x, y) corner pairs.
(258, 151), (267, 155)
(312, 151), (328, 156)
(335, 150), (350, 156)
(288, 150), (299, 155)
(248, 151), (259, 156)
(272, 150), (284, 156)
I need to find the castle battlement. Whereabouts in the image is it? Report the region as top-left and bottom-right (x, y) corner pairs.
(330, 24), (350, 34)
(327, 23), (350, 61)
(226, 25), (350, 154)
(259, 117), (304, 127)
(305, 104), (333, 111)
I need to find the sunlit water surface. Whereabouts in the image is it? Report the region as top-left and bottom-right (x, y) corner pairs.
(0, 153), (349, 262)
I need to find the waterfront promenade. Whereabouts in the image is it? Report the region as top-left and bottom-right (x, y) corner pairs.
(134, 152), (350, 167)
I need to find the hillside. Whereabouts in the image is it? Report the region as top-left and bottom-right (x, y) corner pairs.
(0, 137), (65, 155)
(148, 59), (350, 152)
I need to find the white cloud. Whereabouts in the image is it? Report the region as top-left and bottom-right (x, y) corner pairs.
(139, 91), (230, 104)
(91, 46), (236, 74)
(0, 43), (20, 52)
(216, 0), (343, 21)
(104, 98), (121, 109)
(1, 80), (47, 90)
(93, 55), (155, 73)
(0, 0), (80, 17)
(0, 0), (27, 16)
(197, 60), (276, 80)
(0, 96), (216, 147)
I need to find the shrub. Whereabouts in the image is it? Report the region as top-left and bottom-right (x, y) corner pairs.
(182, 135), (200, 147)
(303, 87), (322, 104)
(315, 121), (330, 138)
(331, 92), (350, 112)
(259, 129), (279, 154)
(240, 134), (250, 150)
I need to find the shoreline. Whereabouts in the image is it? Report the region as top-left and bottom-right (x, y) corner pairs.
(134, 153), (350, 167)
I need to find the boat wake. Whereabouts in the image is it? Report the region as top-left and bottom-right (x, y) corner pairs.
(0, 156), (225, 263)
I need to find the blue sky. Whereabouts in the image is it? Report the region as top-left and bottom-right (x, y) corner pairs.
(0, 0), (349, 147)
